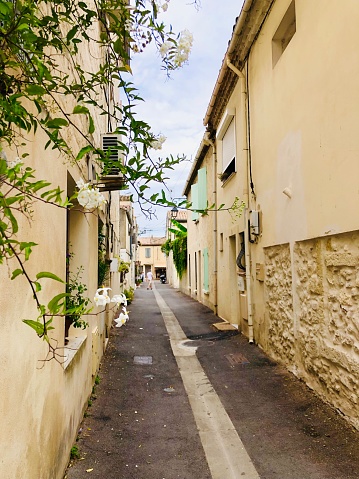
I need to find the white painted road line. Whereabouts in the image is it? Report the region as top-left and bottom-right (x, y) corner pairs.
(153, 288), (260, 479)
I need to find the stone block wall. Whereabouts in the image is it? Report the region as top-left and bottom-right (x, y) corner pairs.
(263, 232), (359, 429)
(264, 244), (295, 365)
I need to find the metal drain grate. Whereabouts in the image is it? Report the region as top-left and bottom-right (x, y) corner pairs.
(225, 353), (250, 366)
(133, 356), (153, 365)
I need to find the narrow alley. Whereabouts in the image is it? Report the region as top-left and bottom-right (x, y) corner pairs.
(65, 282), (359, 479)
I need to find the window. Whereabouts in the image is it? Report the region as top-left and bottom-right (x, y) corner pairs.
(203, 248), (209, 292)
(217, 109), (236, 183)
(145, 248), (151, 258)
(272, 0), (296, 67)
(222, 118), (236, 177)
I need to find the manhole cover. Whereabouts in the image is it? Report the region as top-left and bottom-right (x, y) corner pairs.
(133, 356), (153, 365)
(225, 353), (250, 366)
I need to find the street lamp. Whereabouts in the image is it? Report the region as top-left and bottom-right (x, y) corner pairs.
(170, 206), (178, 219)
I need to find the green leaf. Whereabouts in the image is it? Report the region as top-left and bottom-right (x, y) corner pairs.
(22, 320), (45, 337)
(34, 281), (42, 292)
(26, 85), (46, 96)
(47, 293), (69, 314)
(36, 271), (64, 283)
(46, 118), (69, 129)
(3, 207), (18, 234)
(20, 241), (38, 251)
(31, 180), (52, 192)
(0, 159), (7, 174)
(0, 2), (10, 14)
(44, 318), (55, 332)
(76, 145), (93, 161)
(73, 105), (89, 114)
(3, 196), (21, 206)
(24, 247), (32, 261)
(11, 269), (24, 280)
(113, 38), (122, 54)
(88, 114), (95, 134)
(67, 25), (79, 42)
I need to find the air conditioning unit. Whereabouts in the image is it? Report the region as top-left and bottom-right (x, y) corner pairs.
(91, 133), (125, 191)
(101, 133), (123, 177)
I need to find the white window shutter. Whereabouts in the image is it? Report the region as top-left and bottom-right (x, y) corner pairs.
(222, 118), (235, 172)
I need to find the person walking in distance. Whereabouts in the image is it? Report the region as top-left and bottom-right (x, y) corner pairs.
(146, 270), (153, 290)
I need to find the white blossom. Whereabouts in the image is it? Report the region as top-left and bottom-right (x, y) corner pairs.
(76, 178), (88, 189)
(8, 157), (23, 169)
(159, 41), (173, 58)
(114, 307), (129, 327)
(173, 29), (193, 67)
(94, 287), (112, 306)
(77, 179), (106, 210)
(111, 293), (127, 306)
(150, 134), (166, 150)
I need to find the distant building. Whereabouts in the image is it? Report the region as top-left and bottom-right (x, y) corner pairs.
(138, 236), (166, 279)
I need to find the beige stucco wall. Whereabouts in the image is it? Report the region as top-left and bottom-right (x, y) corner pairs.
(213, 77), (250, 328)
(0, 138), (101, 479)
(246, 0), (359, 428)
(0, 5), (124, 477)
(185, 0), (359, 429)
(246, 0), (359, 427)
(185, 148), (216, 312)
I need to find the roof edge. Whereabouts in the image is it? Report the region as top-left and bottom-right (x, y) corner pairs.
(182, 133), (212, 196)
(203, 0), (274, 128)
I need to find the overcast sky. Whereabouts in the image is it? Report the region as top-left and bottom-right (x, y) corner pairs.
(128, 0), (243, 236)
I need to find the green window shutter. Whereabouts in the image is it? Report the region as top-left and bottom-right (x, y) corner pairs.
(203, 247), (209, 291)
(191, 184), (199, 221)
(198, 167), (207, 210)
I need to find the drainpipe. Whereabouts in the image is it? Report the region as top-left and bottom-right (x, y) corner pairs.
(226, 58), (254, 344)
(204, 133), (218, 315)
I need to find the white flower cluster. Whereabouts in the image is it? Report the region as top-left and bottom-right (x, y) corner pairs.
(7, 157), (23, 169)
(174, 29), (193, 67)
(150, 134), (166, 150)
(160, 29), (193, 68)
(76, 179), (106, 210)
(94, 288), (129, 327)
(153, 0), (169, 12)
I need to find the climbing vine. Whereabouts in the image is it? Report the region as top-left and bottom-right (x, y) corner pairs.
(163, 219), (187, 279)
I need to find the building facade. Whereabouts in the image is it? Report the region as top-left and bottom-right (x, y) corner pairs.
(185, 0), (359, 430)
(138, 236), (166, 280)
(0, 4), (128, 478)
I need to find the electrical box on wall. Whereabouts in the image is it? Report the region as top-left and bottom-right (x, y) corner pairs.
(250, 210), (260, 236)
(237, 274), (245, 292)
(256, 263), (265, 281)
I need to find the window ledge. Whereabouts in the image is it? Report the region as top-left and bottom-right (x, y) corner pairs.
(63, 336), (87, 370)
(203, 289), (210, 295)
(220, 172), (236, 186)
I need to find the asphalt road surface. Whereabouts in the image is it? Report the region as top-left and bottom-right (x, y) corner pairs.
(65, 282), (359, 479)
